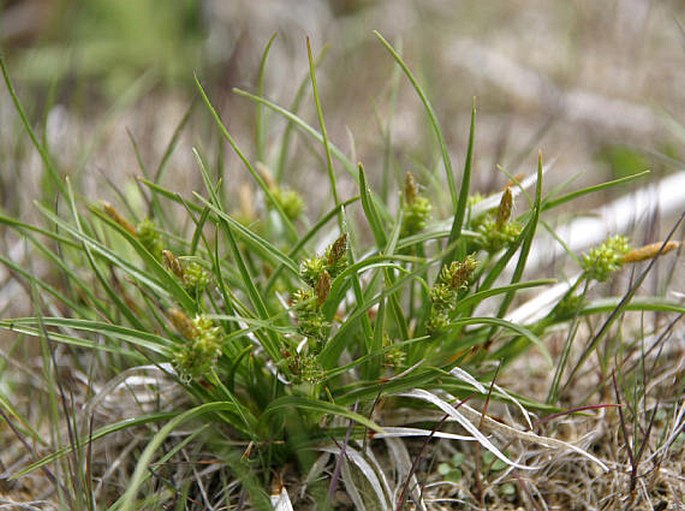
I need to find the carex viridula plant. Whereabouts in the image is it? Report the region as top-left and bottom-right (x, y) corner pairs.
(1, 33), (682, 510)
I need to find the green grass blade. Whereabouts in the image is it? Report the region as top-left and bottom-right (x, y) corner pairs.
(0, 321), (140, 355)
(142, 99), (196, 223)
(194, 74), (299, 243)
(194, 150), (282, 362)
(10, 411), (177, 479)
(107, 428), (209, 511)
(0, 213), (78, 247)
(0, 390), (44, 444)
(35, 203), (171, 307)
(494, 151), (544, 319)
(458, 317), (551, 365)
(276, 45), (329, 180)
(61, 181), (148, 328)
(119, 402), (247, 511)
(232, 88), (357, 177)
(256, 33), (278, 163)
(307, 37), (342, 228)
(444, 101), (476, 265)
(0, 317), (172, 357)
(261, 396), (384, 434)
(89, 206), (198, 313)
(575, 297), (685, 316)
(192, 193), (300, 277)
(358, 163), (388, 249)
(542, 170), (650, 211)
(320, 257), (432, 367)
(373, 31), (457, 208)
(455, 279), (556, 313)
(0, 253), (96, 318)
(381, 211), (410, 344)
(1, 57), (64, 195)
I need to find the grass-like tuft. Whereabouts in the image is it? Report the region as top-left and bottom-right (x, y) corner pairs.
(1, 35), (684, 510)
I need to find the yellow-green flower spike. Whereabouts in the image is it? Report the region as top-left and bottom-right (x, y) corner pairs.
(136, 218), (163, 260)
(171, 313), (224, 380)
(300, 255), (327, 287)
(581, 235), (630, 282)
(401, 172), (432, 237)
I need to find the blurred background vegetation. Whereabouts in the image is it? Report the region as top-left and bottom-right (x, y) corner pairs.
(2, 0), (685, 216)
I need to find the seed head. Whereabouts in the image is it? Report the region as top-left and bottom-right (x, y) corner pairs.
(136, 218), (163, 259)
(621, 241), (679, 263)
(315, 270), (332, 306)
(405, 171), (418, 205)
(327, 233), (348, 266)
(168, 308), (198, 339)
(163, 250), (185, 280)
(103, 202), (137, 236)
(581, 235), (630, 282)
(495, 186), (513, 229)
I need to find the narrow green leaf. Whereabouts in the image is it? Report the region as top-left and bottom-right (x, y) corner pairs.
(276, 45), (329, 180)
(35, 203), (172, 307)
(193, 193), (300, 277)
(444, 100), (476, 265)
(493, 152), (544, 321)
(307, 37), (342, 229)
(358, 163), (388, 249)
(62, 180), (146, 328)
(194, 74), (298, 243)
(543, 170), (650, 211)
(194, 150), (282, 363)
(0, 57), (63, 195)
(374, 31), (457, 208)
(1, 317), (171, 355)
(455, 279), (557, 312)
(256, 34), (278, 163)
(261, 396), (384, 434)
(119, 402), (245, 511)
(89, 206), (197, 313)
(10, 412), (178, 479)
(451, 316), (552, 365)
(232, 88), (357, 177)
(255, 33), (278, 162)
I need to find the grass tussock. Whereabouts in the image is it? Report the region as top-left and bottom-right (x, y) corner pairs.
(1, 32), (685, 511)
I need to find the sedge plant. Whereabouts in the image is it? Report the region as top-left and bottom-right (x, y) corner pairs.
(1, 33), (684, 510)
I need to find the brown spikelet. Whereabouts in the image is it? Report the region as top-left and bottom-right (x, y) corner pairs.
(495, 186), (513, 228)
(621, 241), (680, 264)
(103, 202), (137, 236)
(168, 308), (198, 339)
(238, 182), (257, 223)
(506, 173), (525, 188)
(315, 270), (332, 306)
(327, 233), (349, 267)
(405, 171), (418, 205)
(255, 161), (276, 190)
(162, 249), (185, 279)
